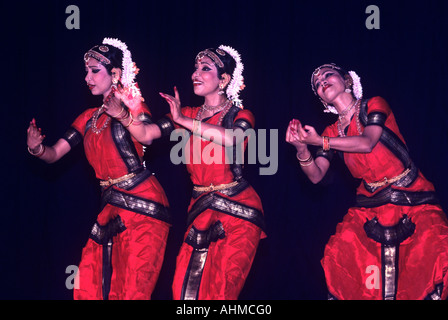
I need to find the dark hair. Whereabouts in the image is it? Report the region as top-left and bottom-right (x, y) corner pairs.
(85, 45), (123, 75)
(197, 48), (236, 80)
(216, 50), (236, 80)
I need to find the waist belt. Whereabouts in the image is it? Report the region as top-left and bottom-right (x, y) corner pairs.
(363, 161), (418, 193)
(100, 172), (136, 187)
(192, 178), (249, 199)
(99, 168), (152, 190)
(193, 181), (239, 193)
(365, 168), (411, 189)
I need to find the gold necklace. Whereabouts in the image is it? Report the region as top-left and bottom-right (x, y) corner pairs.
(91, 105), (111, 135)
(202, 99), (229, 112)
(196, 100), (231, 122)
(338, 98), (357, 120)
(337, 99), (362, 137)
(194, 101), (232, 142)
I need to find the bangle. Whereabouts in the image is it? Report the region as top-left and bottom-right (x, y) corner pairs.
(296, 153), (312, 162)
(296, 152), (313, 167)
(118, 111), (130, 121)
(111, 107), (126, 119)
(323, 136), (330, 151)
(192, 119), (201, 135)
(130, 113), (143, 126)
(123, 115), (134, 127)
(28, 144), (45, 157)
(300, 158), (314, 167)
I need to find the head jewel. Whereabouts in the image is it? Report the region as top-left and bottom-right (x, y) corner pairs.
(311, 63), (363, 114)
(195, 45), (245, 108)
(84, 37), (142, 100)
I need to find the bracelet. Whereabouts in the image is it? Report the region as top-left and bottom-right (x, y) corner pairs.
(28, 144), (45, 157)
(299, 158), (314, 167)
(117, 109), (130, 121)
(111, 107), (126, 119)
(323, 136), (330, 152)
(192, 119), (201, 135)
(296, 153), (312, 162)
(123, 115), (134, 127)
(129, 112), (143, 126)
(296, 152), (314, 167)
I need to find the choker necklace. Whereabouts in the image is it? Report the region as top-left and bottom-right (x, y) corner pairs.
(202, 99), (229, 112)
(338, 98), (357, 120)
(196, 100), (232, 124)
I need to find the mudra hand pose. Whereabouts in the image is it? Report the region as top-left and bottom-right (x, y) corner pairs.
(27, 38), (171, 300)
(286, 63), (448, 300)
(157, 45), (266, 300)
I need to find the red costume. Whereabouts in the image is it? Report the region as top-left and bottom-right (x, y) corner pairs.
(319, 96), (448, 299)
(63, 105), (171, 300)
(157, 105), (266, 300)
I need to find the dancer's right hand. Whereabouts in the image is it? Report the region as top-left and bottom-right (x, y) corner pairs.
(159, 86), (184, 123)
(27, 118), (46, 150)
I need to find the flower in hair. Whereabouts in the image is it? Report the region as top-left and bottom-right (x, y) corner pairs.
(102, 37), (143, 101)
(348, 71), (363, 100)
(218, 45), (244, 108)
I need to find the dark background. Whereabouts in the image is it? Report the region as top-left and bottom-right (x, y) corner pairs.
(1, 0), (447, 299)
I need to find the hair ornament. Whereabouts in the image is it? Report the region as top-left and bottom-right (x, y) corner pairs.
(196, 49), (224, 68)
(311, 63), (363, 115)
(348, 70), (363, 100)
(218, 45), (245, 108)
(102, 37), (143, 101)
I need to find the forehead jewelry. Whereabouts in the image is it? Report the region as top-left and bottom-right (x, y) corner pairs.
(83, 37), (143, 101)
(310, 63), (363, 114)
(196, 49), (224, 68)
(84, 49), (111, 65)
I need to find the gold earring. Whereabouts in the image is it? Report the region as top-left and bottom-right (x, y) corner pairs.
(218, 84), (225, 95)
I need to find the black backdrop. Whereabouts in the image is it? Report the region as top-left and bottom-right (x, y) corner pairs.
(2, 0), (447, 299)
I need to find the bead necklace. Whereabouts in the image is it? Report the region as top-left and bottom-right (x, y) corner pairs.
(338, 98), (357, 120)
(337, 99), (362, 137)
(202, 99), (229, 112)
(91, 105), (111, 134)
(195, 100), (232, 125)
(194, 101), (232, 142)
(91, 87), (116, 135)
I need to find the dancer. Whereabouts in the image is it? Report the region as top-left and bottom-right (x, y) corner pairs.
(286, 63), (448, 300)
(158, 45), (266, 299)
(27, 38), (171, 300)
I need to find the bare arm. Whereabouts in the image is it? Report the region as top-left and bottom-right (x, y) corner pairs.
(123, 121), (162, 145)
(27, 119), (71, 163)
(298, 123), (383, 153)
(159, 87), (245, 147)
(286, 118), (383, 184)
(104, 86), (162, 145)
(286, 119), (330, 184)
